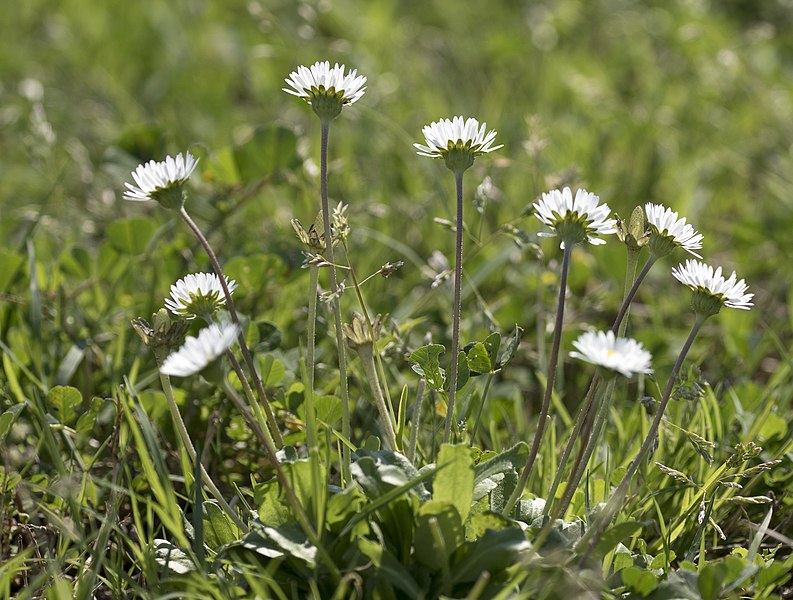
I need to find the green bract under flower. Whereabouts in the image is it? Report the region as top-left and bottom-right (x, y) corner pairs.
(164, 273), (237, 320)
(533, 187), (617, 248)
(414, 116), (502, 174)
(672, 259), (754, 315)
(123, 152), (198, 210)
(160, 322), (239, 377)
(570, 330), (653, 378)
(645, 203), (703, 258)
(283, 61), (367, 121)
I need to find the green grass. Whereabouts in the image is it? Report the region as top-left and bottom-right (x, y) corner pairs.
(1, 0), (792, 598)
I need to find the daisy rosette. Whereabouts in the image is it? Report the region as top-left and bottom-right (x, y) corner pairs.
(164, 272), (238, 320)
(414, 116), (502, 174)
(160, 322), (240, 378)
(123, 152), (199, 210)
(672, 259), (754, 316)
(283, 61), (366, 121)
(645, 203), (703, 258)
(570, 330), (653, 378)
(533, 187), (617, 248)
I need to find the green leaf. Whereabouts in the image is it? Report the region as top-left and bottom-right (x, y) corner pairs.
(47, 385), (82, 427)
(203, 500), (240, 548)
(622, 566), (659, 597)
(153, 539), (195, 574)
(106, 217), (157, 255)
(465, 511), (512, 541)
(498, 325), (523, 367)
(466, 342), (492, 375)
(414, 501), (464, 570)
(450, 527), (530, 584)
(0, 405), (25, 442)
(75, 397), (103, 435)
(409, 344), (446, 391)
(455, 350), (469, 390)
(233, 124), (300, 184)
(472, 442), (529, 502)
(224, 254), (285, 296)
(358, 538), (421, 598)
(433, 444), (475, 521)
(483, 332), (501, 367)
(595, 520), (644, 557)
(758, 412), (787, 441)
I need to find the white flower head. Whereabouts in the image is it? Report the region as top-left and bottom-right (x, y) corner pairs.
(644, 203), (703, 258)
(123, 152), (199, 210)
(414, 116), (502, 173)
(164, 272), (238, 320)
(160, 322), (239, 377)
(533, 187), (617, 248)
(570, 330), (653, 378)
(672, 259), (754, 315)
(283, 61), (366, 120)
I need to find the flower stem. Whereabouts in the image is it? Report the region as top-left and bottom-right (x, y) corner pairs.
(159, 372), (247, 532)
(577, 315), (706, 556)
(553, 375), (616, 519)
(505, 243), (573, 516)
(618, 248), (642, 336)
(611, 255), (656, 335)
(320, 120), (351, 485)
(307, 265), (319, 394)
(444, 170), (466, 443)
(357, 344), (398, 450)
(179, 206), (283, 448)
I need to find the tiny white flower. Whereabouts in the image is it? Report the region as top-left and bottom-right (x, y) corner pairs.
(570, 330), (653, 378)
(160, 322), (239, 377)
(533, 187), (617, 247)
(415, 116), (503, 158)
(672, 259), (754, 312)
(644, 203), (703, 258)
(164, 272), (238, 320)
(123, 152), (199, 209)
(283, 61), (366, 120)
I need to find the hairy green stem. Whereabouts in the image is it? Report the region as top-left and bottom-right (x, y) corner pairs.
(307, 265), (319, 394)
(444, 170), (465, 443)
(577, 315), (706, 556)
(179, 206), (283, 448)
(505, 243), (573, 515)
(357, 344), (398, 450)
(320, 120), (351, 485)
(159, 372), (247, 532)
(553, 376), (616, 519)
(545, 252), (657, 515)
(618, 248), (642, 337)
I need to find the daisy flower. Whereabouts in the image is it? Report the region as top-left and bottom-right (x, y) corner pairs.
(533, 187), (617, 247)
(672, 259), (753, 315)
(283, 61), (366, 120)
(414, 116), (502, 173)
(123, 152), (198, 210)
(570, 330), (653, 378)
(645, 203), (703, 258)
(160, 322), (239, 377)
(164, 273), (238, 320)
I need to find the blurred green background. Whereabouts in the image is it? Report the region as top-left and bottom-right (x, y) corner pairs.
(2, 0), (792, 411)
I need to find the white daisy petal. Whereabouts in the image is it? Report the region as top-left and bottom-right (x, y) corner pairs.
(532, 187), (617, 247)
(160, 322), (239, 377)
(283, 60), (367, 106)
(672, 259), (754, 310)
(122, 152), (198, 203)
(164, 272), (238, 319)
(570, 330), (653, 378)
(645, 203), (703, 258)
(414, 115), (503, 159)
